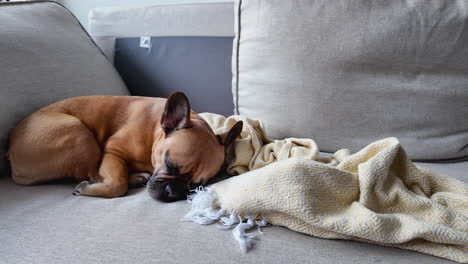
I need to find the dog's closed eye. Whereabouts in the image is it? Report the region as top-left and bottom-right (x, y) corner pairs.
(164, 151), (181, 176)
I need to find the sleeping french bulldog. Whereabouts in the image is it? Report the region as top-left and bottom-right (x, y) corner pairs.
(7, 92), (242, 202)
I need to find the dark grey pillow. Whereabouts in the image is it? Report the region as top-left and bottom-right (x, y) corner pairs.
(232, 0), (468, 161)
(0, 1), (129, 174)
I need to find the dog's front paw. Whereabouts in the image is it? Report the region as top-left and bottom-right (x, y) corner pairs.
(129, 172), (150, 188)
(73, 181), (89, 196)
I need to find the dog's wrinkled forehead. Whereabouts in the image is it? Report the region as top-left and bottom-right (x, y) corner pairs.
(159, 151), (183, 177)
(160, 122), (224, 175)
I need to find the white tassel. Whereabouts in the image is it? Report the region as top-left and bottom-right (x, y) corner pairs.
(217, 213), (240, 229)
(256, 217), (269, 234)
(182, 188), (269, 252)
(232, 216), (257, 252)
(190, 209), (224, 225)
(182, 187), (224, 225)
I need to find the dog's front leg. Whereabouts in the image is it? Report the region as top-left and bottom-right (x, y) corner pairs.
(73, 153), (128, 198)
(128, 172), (151, 188)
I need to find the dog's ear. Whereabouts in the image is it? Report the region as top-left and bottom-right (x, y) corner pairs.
(161, 92), (191, 134)
(217, 121), (243, 166)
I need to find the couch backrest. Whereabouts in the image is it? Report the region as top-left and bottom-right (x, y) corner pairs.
(0, 1), (129, 174)
(232, 0), (468, 161)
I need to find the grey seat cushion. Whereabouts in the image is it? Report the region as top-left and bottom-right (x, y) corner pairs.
(0, 1), (129, 174)
(0, 161), (465, 264)
(232, 0), (468, 161)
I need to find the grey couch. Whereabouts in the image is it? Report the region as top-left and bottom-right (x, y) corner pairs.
(0, 2), (466, 264)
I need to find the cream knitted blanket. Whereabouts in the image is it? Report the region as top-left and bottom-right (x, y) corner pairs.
(183, 113), (468, 263)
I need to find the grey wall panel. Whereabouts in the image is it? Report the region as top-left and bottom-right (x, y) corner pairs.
(114, 36), (234, 116)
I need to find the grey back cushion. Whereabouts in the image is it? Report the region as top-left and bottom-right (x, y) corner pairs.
(0, 2), (129, 174)
(114, 37), (234, 117)
(233, 0), (468, 161)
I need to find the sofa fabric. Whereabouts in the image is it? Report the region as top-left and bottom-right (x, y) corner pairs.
(0, 1), (129, 175)
(232, 0), (468, 161)
(0, 160), (465, 264)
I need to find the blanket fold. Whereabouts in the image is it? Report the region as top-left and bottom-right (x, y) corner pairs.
(184, 113), (468, 263)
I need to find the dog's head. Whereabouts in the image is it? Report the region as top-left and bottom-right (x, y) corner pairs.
(147, 92), (243, 202)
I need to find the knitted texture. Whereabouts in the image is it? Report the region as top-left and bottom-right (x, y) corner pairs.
(196, 113), (468, 263)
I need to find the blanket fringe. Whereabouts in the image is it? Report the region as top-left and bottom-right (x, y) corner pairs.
(182, 187), (269, 252)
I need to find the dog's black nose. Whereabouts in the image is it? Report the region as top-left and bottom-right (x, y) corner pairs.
(147, 177), (188, 202)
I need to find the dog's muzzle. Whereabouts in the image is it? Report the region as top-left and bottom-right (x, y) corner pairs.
(147, 174), (189, 202)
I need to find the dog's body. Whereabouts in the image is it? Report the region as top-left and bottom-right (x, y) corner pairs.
(8, 93), (242, 201)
